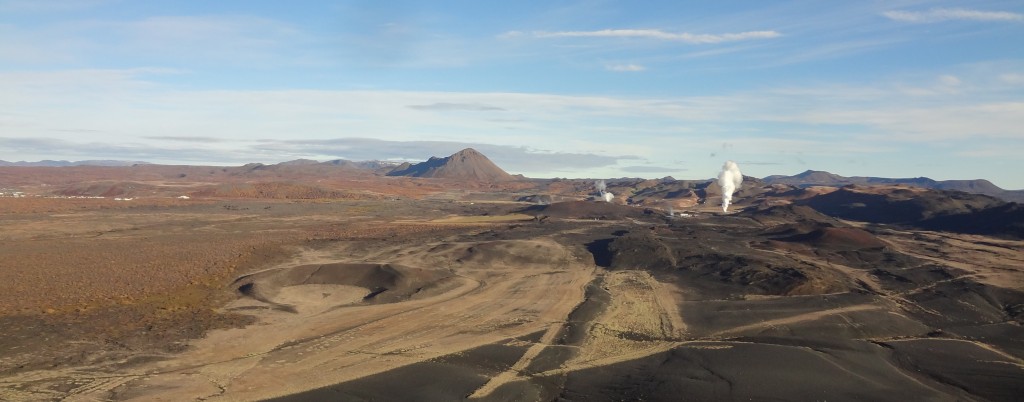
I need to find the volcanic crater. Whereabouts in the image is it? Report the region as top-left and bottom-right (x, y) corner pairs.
(231, 263), (457, 313)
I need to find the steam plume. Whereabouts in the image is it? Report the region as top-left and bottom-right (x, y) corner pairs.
(595, 179), (614, 202)
(717, 161), (743, 212)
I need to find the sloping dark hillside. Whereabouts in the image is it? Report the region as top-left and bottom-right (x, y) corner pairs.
(797, 186), (1003, 224)
(919, 203), (1024, 239)
(387, 148), (514, 181)
(796, 186), (1023, 239)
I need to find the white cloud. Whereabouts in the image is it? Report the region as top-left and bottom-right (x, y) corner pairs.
(2, 67), (1022, 179)
(497, 30), (524, 39)
(0, 0), (112, 13)
(605, 63), (646, 72)
(882, 8), (1024, 23)
(407, 102), (506, 112)
(0, 14), (309, 67)
(0, 136), (638, 173)
(123, 15), (299, 39)
(4, 68), (1019, 144)
(111, 15), (304, 62)
(956, 145), (1024, 158)
(1000, 73), (1024, 85)
(762, 37), (907, 67)
(939, 75), (961, 86)
(521, 29), (782, 44)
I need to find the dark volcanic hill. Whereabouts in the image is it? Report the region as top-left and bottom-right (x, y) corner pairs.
(796, 185), (1005, 224)
(764, 170), (1024, 202)
(386, 148), (514, 181)
(794, 185), (1024, 239)
(919, 202), (1024, 239)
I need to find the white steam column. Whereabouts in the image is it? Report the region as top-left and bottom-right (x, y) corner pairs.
(595, 180), (614, 202)
(718, 161), (743, 212)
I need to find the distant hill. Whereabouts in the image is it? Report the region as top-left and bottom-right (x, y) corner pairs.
(790, 185), (1023, 239)
(386, 148), (514, 181)
(275, 159), (321, 166)
(347, 160), (404, 171)
(0, 160), (150, 167)
(796, 185), (1005, 224)
(219, 159), (405, 177)
(763, 170), (1024, 202)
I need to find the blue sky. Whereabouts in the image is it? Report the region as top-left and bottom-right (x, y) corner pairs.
(1, 1), (1023, 188)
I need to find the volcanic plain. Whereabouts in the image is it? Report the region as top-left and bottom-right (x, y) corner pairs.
(1, 152), (1022, 401)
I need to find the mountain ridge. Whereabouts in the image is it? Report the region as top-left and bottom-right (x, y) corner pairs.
(764, 170), (1024, 203)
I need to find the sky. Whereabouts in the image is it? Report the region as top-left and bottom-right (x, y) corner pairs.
(1, 1), (1023, 188)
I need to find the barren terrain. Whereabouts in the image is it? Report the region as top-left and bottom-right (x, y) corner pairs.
(0, 165), (1022, 401)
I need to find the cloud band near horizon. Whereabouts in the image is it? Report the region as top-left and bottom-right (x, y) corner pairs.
(505, 29), (782, 44)
(883, 8), (1024, 23)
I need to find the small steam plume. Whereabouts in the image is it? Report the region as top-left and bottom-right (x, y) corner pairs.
(666, 203), (675, 217)
(717, 161), (743, 212)
(595, 179), (614, 202)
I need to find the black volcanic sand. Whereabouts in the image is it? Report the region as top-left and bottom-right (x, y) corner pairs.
(265, 339), (530, 402)
(868, 263), (965, 293)
(744, 204), (924, 271)
(880, 338), (1024, 402)
(678, 293), (930, 338)
(945, 323), (1024, 358)
(263, 205), (1024, 402)
(736, 203), (843, 227)
(905, 278), (1024, 327)
(762, 225), (922, 270)
(775, 226), (887, 249)
(519, 200), (645, 220)
(514, 277), (612, 379)
(553, 279), (611, 346)
(555, 341), (955, 402)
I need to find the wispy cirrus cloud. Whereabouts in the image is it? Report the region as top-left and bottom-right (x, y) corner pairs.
(1000, 73), (1024, 85)
(407, 102), (506, 112)
(3, 67), (1023, 183)
(0, 14), (308, 66)
(882, 8), (1024, 23)
(507, 29), (782, 44)
(0, 0), (113, 13)
(737, 161), (784, 166)
(620, 165), (681, 173)
(0, 136), (246, 163)
(145, 135), (228, 143)
(605, 63), (646, 72)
